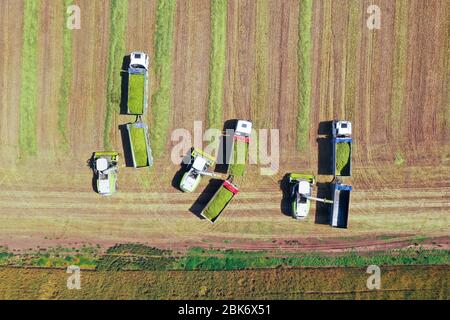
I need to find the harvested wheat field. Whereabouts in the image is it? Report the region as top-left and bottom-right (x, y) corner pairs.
(0, 0), (448, 261)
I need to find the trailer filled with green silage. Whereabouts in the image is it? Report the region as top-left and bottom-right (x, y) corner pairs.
(201, 180), (239, 223)
(127, 122), (153, 168)
(333, 138), (352, 176)
(229, 138), (249, 176)
(127, 72), (147, 115)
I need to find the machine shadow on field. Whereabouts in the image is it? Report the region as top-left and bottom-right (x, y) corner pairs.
(214, 119), (238, 174)
(314, 182), (331, 225)
(189, 178), (224, 219)
(171, 153), (192, 191)
(317, 121), (333, 175)
(279, 174), (293, 217)
(87, 155), (98, 193)
(120, 55), (130, 115)
(119, 124), (134, 167)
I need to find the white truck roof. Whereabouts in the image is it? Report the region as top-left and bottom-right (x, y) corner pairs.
(235, 120), (252, 136)
(334, 120), (352, 136)
(130, 52), (149, 70)
(192, 156), (207, 171)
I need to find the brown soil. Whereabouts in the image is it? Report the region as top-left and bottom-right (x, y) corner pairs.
(0, 0), (448, 253)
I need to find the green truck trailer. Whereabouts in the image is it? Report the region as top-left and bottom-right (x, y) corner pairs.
(201, 179), (239, 223)
(126, 121), (153, 168)
(227, 120), (252, 177)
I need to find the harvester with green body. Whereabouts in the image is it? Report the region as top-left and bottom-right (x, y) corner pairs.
(93, 151), (119, 196)
(288, 173), (333, 220)
(180, 148), (216, 193)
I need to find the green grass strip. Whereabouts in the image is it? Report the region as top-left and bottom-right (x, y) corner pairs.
(344, 0), (361, 121)
(296, 0), (313, 151)
(18, 0), (40, 157)
(1, 245), (448, 271)
(207, 0), (227, 130)
(150, 0), (176, 157)
(104, 0), (128, 150)
(58, 0), (74, 150)
(252, 0), (269, 130)
(177, 247), (450, 270)
(390, 0), (409, 141)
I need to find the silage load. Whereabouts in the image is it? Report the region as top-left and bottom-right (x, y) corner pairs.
(336, 142), (350, 175)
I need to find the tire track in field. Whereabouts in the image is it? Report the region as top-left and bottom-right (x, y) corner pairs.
(36, 1), (63, 161)
(68, 0), (109, 161)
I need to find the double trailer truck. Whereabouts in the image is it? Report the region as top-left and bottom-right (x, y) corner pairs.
(227, 120), (252, 177)
(332, 120), (352, 177)
(201, 179), (239, 223)
(126, 52), (149, 115)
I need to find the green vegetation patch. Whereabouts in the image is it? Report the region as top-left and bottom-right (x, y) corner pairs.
(0, 245), (448, 272)
(128, 73), (145, 114)
(18, 0), (40, 157)
(202, 185), (235, 222)
(229, 140), (248, 176)
(130, 126), (149, 167)
(104, 0), (128, 150)
(394, 151), (405, 166)
(150, 0), (176, 156)
(174, 247), (450, 270)
(344, 0), (362, 120)
(296, 0), (313, 151)
(207, 0), (227, 130)
(336, 142), (350, 175)
(106, 243), (171, 256)
(58, 0), (74, 150)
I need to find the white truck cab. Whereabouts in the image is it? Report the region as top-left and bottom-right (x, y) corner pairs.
(235, 120), (252, 137)
(333, 120), (352, 137)
(130, 51), (149, 70)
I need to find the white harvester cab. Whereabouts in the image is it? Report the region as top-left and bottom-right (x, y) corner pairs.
(333, 120), (352, 137)
(130, 51), (149, 70)
(235, 120), (252, 137)
(192, 156), (208, 172)
(96, 158), (108, 171)
(293, 180), (312, 220)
